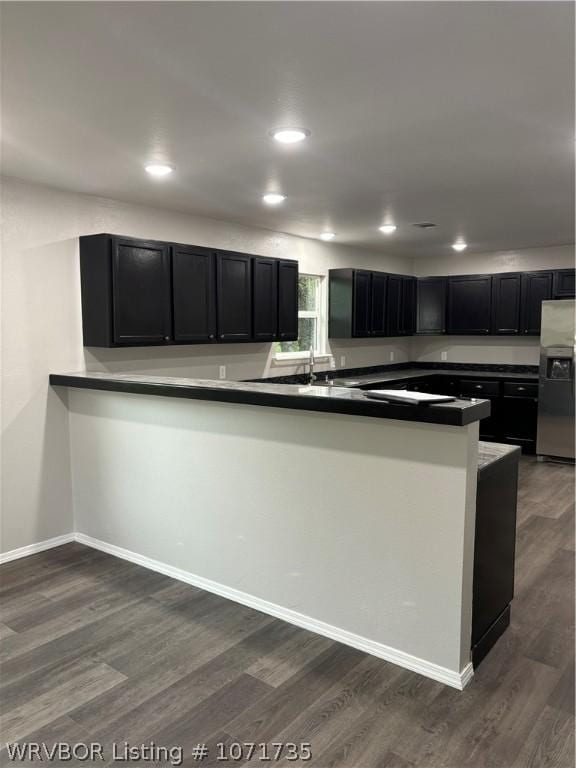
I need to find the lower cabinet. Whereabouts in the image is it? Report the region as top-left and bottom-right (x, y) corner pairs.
(500, 382), (539, 450)
(459, 380), (501, 440)
(459, 378), (537, 450)
(362, 374), (538, 452)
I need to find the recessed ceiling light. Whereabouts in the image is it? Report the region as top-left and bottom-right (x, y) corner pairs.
(271, 128), (310, 144)
(320, 232), (336, 241)
(379, 224), (397, 235)
(145, 163), (174, 177)
(262, 193), (286, 205)
(452, 240), (467, 252)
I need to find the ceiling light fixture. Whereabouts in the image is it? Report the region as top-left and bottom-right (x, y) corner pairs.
(145, 163), (174, 177)
(320, 232), (336, 241)
(452, 240), (467, 252)
(271, 128), (310, 144)
(262, 193), (286, 205)
(379, 224), (397, 235)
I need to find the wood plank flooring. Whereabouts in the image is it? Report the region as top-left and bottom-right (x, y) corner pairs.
(1, 457), (573, 767)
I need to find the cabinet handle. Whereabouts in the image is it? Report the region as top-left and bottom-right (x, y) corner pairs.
(209, 334), (215, 340)
(164, 336), (171, 341)
(475, 385), (483, 390)
(518, 386), (526, 391)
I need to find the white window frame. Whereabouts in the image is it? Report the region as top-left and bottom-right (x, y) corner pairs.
(274, 273), (330, 362)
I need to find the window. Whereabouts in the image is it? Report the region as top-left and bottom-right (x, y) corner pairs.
(275, 274), (326, 357)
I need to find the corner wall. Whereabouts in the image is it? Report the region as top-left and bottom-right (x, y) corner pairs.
(1, 177), (412, 554)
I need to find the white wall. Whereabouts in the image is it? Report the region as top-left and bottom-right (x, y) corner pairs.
(69, 388), (479, 686)
(1, 177), (412, 554)
(411, 244), (575, 365)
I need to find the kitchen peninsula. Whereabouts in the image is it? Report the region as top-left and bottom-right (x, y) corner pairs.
(51, 371), (501, 689)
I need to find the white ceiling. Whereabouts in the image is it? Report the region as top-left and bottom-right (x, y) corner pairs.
(2, 1), (574, 256)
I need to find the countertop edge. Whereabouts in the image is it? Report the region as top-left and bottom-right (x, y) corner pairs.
(49, 374), (491, 427)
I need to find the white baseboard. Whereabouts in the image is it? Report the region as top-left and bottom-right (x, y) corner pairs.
(0, 533), (75, 565)
(74, 532), (473, 690)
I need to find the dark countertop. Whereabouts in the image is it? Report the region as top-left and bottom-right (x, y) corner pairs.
(477, 441), (521, 471)
(50, 372), (491, 427)
(329, 367), (538, 388)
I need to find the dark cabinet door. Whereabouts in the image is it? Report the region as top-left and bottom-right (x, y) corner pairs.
(386, 275), (403, 336)
(253, 258), (278, 341)
(112, 237), (171, 344)
(491, 273), (521, 335)
(371, 273), (388, 336)
(387, 275), (416, 336)
(502, 394), (538, 451)
(402, 277), (416, 335)
(352, 271), (372, 337)
(447, 275), (492, 334)
(172, 245), (216, 343)
(553, 269), (575, 298)
(277, 260), (299, 341)
(416, 277), (446, 334)
(520, 272), (553, 335)
(216, 252), (252, 342)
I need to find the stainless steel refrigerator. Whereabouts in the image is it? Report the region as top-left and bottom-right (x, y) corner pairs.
(537, 300), (575, 460)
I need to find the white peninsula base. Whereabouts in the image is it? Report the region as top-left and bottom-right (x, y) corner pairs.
(66, 388), (479, 689)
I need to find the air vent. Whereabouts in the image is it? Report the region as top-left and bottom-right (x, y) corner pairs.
(413, 222), (437, 229)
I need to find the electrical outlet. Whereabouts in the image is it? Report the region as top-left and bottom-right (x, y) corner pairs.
(390, 351), (395, 362)
(219, 365), (226, 380)
(330, 356), (336, 369)
(340, 356), (346, 368)
(441, 351), (448, 361)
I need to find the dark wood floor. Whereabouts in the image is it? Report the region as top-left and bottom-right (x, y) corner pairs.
(1, 457), (573, 767)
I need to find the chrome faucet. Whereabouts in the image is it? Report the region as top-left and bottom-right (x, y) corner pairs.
(308, 345), (317, 385)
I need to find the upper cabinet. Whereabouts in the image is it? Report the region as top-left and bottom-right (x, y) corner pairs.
(277, 260), (299, 341)
(80, 234), (172, 347)
(387, 275), (415, 336)
(252, 257), (278, 341)
(79, 234), (298, 347)
(447, 275), (492, 334)
(172, 244), (216, 343)
(402, 277), (417, 335)
(112, 237), (172, 345)
(520, 271), (553, 336)
(553, 269), (575, 299)
(371, 272), (389, 336)
(416, 277), (446, 335)
(491, 273), (522, 335)
(216, 251), (252, 342)
(328, 269), (414, 338)
(352, 270), (372, 337)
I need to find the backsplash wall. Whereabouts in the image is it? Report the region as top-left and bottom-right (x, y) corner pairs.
(410, 336), (542, 366)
